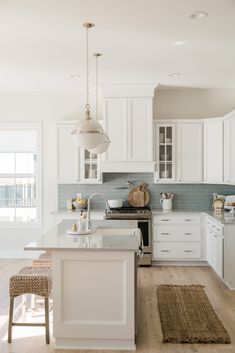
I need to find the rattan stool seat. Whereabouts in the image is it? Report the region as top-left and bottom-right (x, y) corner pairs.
(9, 266), (52, 298)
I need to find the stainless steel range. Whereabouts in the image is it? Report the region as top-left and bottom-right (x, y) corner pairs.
(105, 206), (152, 266)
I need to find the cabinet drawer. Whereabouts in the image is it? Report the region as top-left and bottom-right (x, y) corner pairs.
(153, 214), (201, 225)
(206, 219), (223, 236)
(153, 242), (201, 259)
(153, 225), (201, 242)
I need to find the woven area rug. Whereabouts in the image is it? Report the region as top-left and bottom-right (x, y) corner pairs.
(157, 285), (231, 344)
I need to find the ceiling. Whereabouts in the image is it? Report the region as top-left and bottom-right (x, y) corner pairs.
(0, 0), (235, 91)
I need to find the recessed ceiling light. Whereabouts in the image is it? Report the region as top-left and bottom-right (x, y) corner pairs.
(168, 73), (181, 77)
(188, 11), (208, 20)
(173, 40), (187, 46)
(69, 74), (81, 79)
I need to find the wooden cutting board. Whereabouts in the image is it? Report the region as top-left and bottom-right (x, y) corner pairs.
(128, 184), (150, 207)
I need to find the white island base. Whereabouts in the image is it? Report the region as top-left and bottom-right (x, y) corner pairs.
(53, 249), (136, 350)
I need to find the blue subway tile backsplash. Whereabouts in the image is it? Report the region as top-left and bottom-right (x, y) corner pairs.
(58, 173), (235, 211)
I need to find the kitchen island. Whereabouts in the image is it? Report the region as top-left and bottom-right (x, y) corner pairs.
(25, 220), (140, 351)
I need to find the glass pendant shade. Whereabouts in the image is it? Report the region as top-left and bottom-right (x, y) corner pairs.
(72, 113), (104, 149)
(89, 132), (110, 154)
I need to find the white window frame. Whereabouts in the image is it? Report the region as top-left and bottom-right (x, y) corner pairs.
(0, 122), (42, 229)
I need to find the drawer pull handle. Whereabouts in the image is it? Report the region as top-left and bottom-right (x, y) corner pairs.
(185, 232), (192, 235)
(160, 219), (170, 222)
(185, 219), (193, 222)
(184, 250), (194, 253)
(216, 228), (221, 232)
(161, 250), (170, 252)
(214, 235), (217, 238)
(161, 232), (170, 235)
(212, 225), (216, 228)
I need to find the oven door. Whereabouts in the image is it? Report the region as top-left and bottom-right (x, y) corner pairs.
(137, 219), (152, 254)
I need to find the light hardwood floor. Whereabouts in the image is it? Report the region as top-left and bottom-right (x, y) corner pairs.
(0, 260), (235, 353)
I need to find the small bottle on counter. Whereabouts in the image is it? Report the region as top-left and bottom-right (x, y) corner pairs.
(66, 199), (74, 211)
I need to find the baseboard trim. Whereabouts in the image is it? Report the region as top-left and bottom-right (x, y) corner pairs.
(152, 260), (209, 267)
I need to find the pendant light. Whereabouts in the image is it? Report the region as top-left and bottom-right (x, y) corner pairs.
(89, 53), (110, 154)
(72, 23), (104, 149)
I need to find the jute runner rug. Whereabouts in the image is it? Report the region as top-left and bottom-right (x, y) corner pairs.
(157, 285), (231, 344)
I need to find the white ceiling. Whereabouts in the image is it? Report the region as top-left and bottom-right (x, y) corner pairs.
(0, 0), (235, 91)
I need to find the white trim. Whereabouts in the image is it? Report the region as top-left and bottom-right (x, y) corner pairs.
(0, 122), (42, 229)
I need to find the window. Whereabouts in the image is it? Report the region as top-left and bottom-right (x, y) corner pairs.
(0, 123), (41, 227)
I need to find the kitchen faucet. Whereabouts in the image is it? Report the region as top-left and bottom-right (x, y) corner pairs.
(87, 193), (110, 230)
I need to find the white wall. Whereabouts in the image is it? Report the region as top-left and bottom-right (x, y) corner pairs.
(155, 87), (235, 119)
(0, 92), (86, 257)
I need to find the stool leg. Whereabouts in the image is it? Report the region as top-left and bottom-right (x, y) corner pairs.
(8, 297), (14, 343)
(45, 297), (50, 344)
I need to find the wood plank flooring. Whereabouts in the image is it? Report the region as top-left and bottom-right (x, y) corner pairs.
(0, 261), (235, 353)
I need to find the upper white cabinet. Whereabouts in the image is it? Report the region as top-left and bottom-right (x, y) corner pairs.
(204, 120), (223, 183)
(102, 97), (153, 172)
(176, 123), (203, 183)
(101, 84), (155, 172)
(57, 123), (102, 184)
(224, 114), (235, 184)
(154, 123), (175, 183)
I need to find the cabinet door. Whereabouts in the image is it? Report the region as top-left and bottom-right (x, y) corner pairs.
(154, 124), (175, 182)
(128, 98), (152, 161)
(206, 227), (213, 266)
(177, 123), (203, 182)
(204, 121), (223, 183)
(224, 118), (231, 183)
(230, 116), (235, 183)
(57, 124), (79, 182)
(211, 232), (218, 271)
(216, 236), (224, 278)
(103, 98), (127, 162)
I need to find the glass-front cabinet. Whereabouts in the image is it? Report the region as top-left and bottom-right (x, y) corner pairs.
(154, 123), (175, 183)
(80, 149), (102, 184)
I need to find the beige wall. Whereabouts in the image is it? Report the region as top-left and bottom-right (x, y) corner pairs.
(155, 87), (235, 119)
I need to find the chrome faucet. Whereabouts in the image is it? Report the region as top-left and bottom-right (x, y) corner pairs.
(87, 193), (110, 230)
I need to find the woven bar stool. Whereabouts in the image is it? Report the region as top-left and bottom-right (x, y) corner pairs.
(32, 251), (52, 268)
(8, 266), (52, 344)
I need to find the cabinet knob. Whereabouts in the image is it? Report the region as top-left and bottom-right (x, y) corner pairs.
(161, 250), (170, 253)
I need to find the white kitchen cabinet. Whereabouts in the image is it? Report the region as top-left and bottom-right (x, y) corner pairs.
(176, 123), (203, 183)
(206, 218), (224, 279)
(154, 123), (175, 183)
(57, 123), (102, 184)
(102, 97), (153, 172)
(152, 213), (202, 261)
(204, 120), (223, 183)
(224, 224), (235, 289)
(224, 115), (235, 184)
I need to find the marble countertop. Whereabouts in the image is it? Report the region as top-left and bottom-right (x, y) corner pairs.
(24, 219), (141, 252)
(151, 209), (235, 224)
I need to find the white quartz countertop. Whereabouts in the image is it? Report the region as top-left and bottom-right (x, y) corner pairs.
(151, 209), (235, 224)
(24, 220), (141, 252)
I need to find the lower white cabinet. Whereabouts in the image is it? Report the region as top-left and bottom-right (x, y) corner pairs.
(223, 224), (235, 289)
(206, 218), (224, 279)
(152, 213), (202, 261)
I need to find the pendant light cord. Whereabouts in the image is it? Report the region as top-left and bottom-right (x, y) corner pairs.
(95, 53), (98, 119)
(85, 25), (90, 112)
